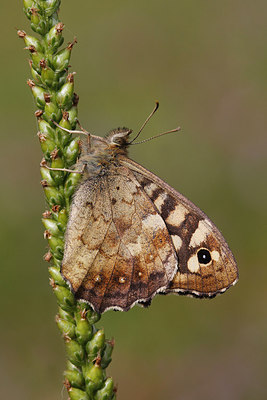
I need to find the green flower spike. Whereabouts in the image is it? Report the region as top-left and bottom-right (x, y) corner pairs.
(19, 1), (116, 399)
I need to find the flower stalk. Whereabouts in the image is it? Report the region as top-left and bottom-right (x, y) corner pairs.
(19, 1), (116, 399)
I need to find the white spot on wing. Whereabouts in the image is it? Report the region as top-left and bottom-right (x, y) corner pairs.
(154, 192), (168, 212)
(211, 250), (220, 261)
(171, 235), (182, 251)
(189, 219), (211, 247)
(188, 254), (200, 273)
(143, 213), (163, 229)
(166, 204), (188, 226)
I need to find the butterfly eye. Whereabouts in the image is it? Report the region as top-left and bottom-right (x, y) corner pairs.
(197, 248), (212, 265)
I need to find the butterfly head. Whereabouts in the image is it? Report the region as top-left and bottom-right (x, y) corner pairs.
(106, 128), (132, 148)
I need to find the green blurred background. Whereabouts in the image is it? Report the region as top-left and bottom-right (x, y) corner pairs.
(1, 1), (266, 399)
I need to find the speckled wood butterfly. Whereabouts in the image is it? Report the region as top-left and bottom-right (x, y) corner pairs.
(47, 106), (238, 313)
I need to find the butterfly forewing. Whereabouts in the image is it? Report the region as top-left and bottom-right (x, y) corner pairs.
(120, 156), (238, 298)
(62, 169), (178, 313)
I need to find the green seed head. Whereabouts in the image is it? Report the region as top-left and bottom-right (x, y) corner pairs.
(56, 72), (75, 109)
(83, 362), (105, 394)
(17, 29), (44, 53)
(68, 387), (90, 400)
(38, 119), (55, 138)
(53, 285), (76, 311)
(42, 217), (61, 237)
(101, 341), (114, 369)
(56, 315), (76, 338)
(27, 79), (46, 108)
(44, 22), (64, 53)
(40, 59), (57, 87)
(86, 329), (106, 362)
(64, 367), (85, 389)
(53, 42), (75, 72)
(65, 339), (85, 366)
(75, 309), (93, 345)
(95, 377), (115, 400)
(48, 266), (67, 286)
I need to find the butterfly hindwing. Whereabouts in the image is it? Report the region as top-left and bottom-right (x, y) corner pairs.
(120, 156), (238, 298)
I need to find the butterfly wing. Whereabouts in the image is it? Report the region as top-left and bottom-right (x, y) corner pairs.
(62, 171), (178, 313)
(120, 156), (238, 298)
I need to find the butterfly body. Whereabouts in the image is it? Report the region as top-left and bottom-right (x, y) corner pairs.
(61, 128), (238, 313)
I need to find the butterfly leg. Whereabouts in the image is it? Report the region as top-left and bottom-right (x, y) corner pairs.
(40, 158), (86, 174)
(52, 120), (96, 151)
(52, 119), (90, 137)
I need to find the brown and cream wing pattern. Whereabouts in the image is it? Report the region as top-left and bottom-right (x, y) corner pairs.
(61, 172), (178, 313)
(120, 156), (238, 297)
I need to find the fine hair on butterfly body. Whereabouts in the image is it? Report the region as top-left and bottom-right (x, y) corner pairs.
(49, 107), (238, 313)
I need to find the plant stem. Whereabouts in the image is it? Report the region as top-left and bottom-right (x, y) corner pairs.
(19, 1), (116, 399)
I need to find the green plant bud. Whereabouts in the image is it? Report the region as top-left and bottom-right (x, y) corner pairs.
(43, 185), (64, 206)
(68, 388), (89, 400)
(53, 257), (61, 268)
(42, 218), (61, 237)
(56, 208), (68, 229)
(75, 314), (93, 345)
(39, 118), (55, 138)
(46, 0), (61, 17)
(29, 61), (42, 84)
(48, 266), (66, 286)
(49, 157), (65, 184)
(56, 73), (74, 109)
(41, 64), (57, 88)
(29, 52), (45, 74)
(56, 316), (76, 338)
(58, 308), (75, 324)
(59, 111), (72, 128)
(56, 130), (72, 148)
(38, 0), (60, 17)
(101, 341), (114, 369)
(65, 139), (80, 164)
(48, 11), (60, 30)
(86, 330), (105, 362)
(66, 339), (85, 366)
(23, 0), (34, 18)
(54, 285), (75, 311)
(53, 47), (72, 72)
(17, 30), (44, 53)
(53, 70), (67, 88)
(39, 136), (56, 160)
(64, 367), (85, 389)
(40, 166), (56, 186)
(43, 101), (62, 123)
(30, 11), (47, 36)
(45, 22), (64, 53)
(67, 360), (80, 371)
(67, 103), (78, 129)
(83, 362), (105, 394)
(47, 236), (64, 259)
(27, 80), (46, 108)
(95, 378), (114, 400)
(64, 172), (82, 199)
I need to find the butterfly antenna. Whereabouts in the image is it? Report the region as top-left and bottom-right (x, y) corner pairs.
(129, 101), (159, 144)
(131, 127), (181, 145)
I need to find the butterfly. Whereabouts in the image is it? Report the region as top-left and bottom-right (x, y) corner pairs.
(48, 106), (238, 313)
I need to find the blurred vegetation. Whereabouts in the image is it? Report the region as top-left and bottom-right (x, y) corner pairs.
(1, 0), (266, 399)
